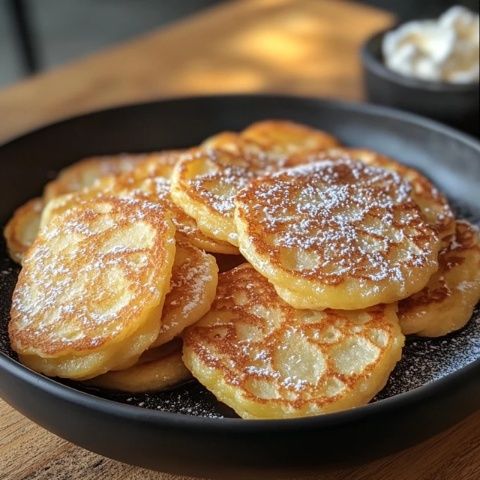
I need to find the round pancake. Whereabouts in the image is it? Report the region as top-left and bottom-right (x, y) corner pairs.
(235, 159), (441, 310)
(399, 220), (480, 337)
(299, 147), (455, 239)
(241, 120), (339, 155)
(202, 131), (258, 156)
(86, 339), (191, 392)
(3, 197), (44, 264)
(41, 193), (219, 346)
(183, 264), (404, 419)
(43, 153), (148, 201)
(39, 150), (180, 228)
(9, 194), (176, 380)
(170, 146), (289, 246)
(150, 241), (218, 348)
(203, 120), (339, 159)
(127, 149), (181, 180)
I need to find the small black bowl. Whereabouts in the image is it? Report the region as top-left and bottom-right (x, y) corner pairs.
(361, 28), (480, 136)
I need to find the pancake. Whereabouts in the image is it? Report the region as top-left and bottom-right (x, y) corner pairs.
(3, 197), (44, 264)
(9, 194), (176, 380)
(87, 339), (191, 392)
(40, 150), (178, 220)
(235, 159), (441, 310)
(241, 120), (339, 155)
(170, 146), (288, 246)
(183, 264), (404, 419)
(304, 148), (455, 240)
(399, 220), (480, 337)
(150, 241), (218, 348)
(203, 120), (339, 158)
(43, 153), (148, 201)
(42, 194), (218, 347)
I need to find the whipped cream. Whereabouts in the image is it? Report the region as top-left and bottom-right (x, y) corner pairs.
(382, 6), (479, 84)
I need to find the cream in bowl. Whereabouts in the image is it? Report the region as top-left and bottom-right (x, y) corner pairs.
(383, 6), (479, 84)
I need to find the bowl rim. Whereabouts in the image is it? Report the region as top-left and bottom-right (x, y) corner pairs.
(1, 93), (480, 431)
(361, 26), (480, 93)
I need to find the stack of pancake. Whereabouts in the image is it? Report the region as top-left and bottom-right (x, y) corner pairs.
(5, 120), (480, 419)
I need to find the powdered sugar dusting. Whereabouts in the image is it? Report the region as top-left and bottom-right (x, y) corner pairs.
(160, 245), (216, 337)
(237, 159), (438, 284)
(93, 173), (214, 246)
(9, 195), (174, 354)
(183, 147), (289, 217)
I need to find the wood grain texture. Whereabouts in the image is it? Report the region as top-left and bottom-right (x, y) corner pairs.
(0, 0), (478, 479)
(0, 0), (391, 143)
(2, 399), (480, 480)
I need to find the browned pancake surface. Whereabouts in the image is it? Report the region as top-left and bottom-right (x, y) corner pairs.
(183, 265), (404, 419)
(87, 339), (191, 392)
(3, 197), (44, 264)
(399, 220), (480, 336)
(235, 159), (441, 309)
(10, 195), (175, 357)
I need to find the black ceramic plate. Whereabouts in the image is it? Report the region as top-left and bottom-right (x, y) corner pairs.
(1, 95), (479, 479)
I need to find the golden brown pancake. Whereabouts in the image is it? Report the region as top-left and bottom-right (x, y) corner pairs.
(9, 194), (176, 380)
(3, 197), (44, 264)
(399, 220), (480, 337)
(241, 120), (339, 155)
(183, 264), (404, 419)
(150, 241), (218, 348)
(42, 190), (218, 348)
(170, 147), (286, 246)
(43, 153), (148, 201)
(87, 339), (191, 392)
(203, 120), (339, 158)
(235, 159), (441, 310)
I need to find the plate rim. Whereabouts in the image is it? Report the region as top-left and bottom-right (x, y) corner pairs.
(1, 93), (479, 148)
(1, 93), (480, 429)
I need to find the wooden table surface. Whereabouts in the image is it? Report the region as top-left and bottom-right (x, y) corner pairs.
(0, 1), (479, 479)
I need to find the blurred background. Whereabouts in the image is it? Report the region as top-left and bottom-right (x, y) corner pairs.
(1, 0), (478, 88)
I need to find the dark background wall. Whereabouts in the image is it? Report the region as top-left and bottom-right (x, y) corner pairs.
(362, 0), (478, 19)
